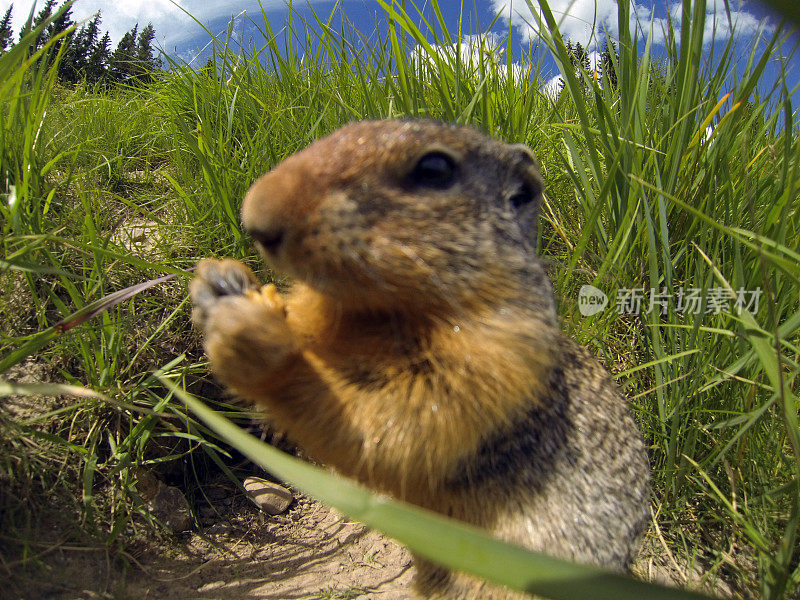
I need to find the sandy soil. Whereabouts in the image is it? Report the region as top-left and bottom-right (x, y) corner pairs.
(6, 489), (415, 600)
(0, 361), (738, 600)
(126, 495), (414, 600)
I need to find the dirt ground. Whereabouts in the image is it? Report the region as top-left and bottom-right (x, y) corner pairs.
(0, 362), (735, 600)
(7, 489), (415, 600)
(0, 366), (742, 600)
(5, 482), (736, 600)
(0, 366), (413, 600)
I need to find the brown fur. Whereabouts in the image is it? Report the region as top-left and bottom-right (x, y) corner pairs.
(190, 120), (650, 599)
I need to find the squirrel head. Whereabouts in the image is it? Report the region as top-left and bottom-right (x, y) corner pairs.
(242, 120), (548, 317)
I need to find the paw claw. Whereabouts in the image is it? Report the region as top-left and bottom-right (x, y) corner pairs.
(196, 258), (259, 297)
(191, 258), (262, 328)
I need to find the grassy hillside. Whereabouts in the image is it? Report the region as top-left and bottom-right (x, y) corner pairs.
(1, 0), (798, 597)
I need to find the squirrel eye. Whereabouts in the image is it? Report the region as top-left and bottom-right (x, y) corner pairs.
(409, 151), (457, 188)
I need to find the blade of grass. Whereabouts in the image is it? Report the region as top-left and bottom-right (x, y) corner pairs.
(167, 377), (711, 600)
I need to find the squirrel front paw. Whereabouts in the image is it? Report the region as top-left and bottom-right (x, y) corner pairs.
(190, 258), (261, 329)
(190, 258), (297, 396)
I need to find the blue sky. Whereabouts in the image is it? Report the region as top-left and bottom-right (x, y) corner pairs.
(3, 1), (797, 112)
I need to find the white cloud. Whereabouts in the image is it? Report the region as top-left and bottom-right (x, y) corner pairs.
(491, 0), (772, 49)
(412, 32), (529, 81)
(650, 1), (770, 45)
(541, 73), (562, 98)
(460, 32), (504, 64)
(0, 1), (309, 52)
(491, 0), (619, 49)
(414, 32), (505, 67)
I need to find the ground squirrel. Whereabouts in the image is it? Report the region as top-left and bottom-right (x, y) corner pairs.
(190, 120), (650, 599)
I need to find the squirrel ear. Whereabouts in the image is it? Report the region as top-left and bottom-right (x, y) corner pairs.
(506, 144), (544, 251)
(507, 143), (541, 170)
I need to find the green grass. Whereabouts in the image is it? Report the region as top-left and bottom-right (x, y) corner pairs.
(1, 0), (799, 597)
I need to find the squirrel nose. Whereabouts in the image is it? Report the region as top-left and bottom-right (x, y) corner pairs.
(242, 156), (317, 256)
(243, 174), (279, 249)
(241, 171), (292, 255)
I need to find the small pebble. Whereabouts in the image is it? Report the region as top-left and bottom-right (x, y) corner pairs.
(243, 476), (292, 515)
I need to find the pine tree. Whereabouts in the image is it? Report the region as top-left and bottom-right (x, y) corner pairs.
(0, 5), (13, 55)
(558, 42), (574, 92)
(49, 3), (81, 82)
(60, 32), (82, 82)
(47, 0), (74, 48)
(109, 24), (138, 83)
(134, 23), (160, 82)
(87, 31), (111, 84)
(25, 0), (57, 50)
(73, 15), (103, 82)
(600, 40), (618, 89)
(573, 42), (588, 71)
(566, 41), (591, 91)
